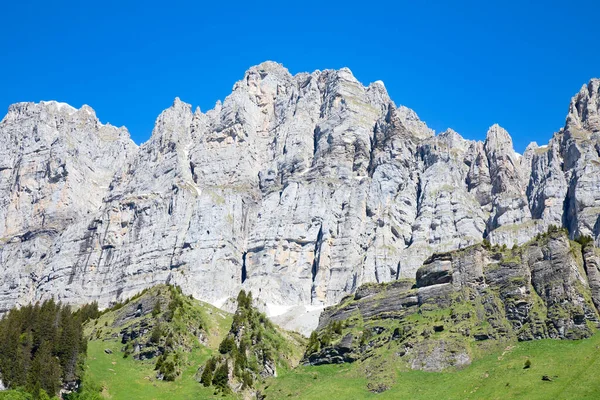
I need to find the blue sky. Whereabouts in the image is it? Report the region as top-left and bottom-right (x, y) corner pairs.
(1, 0), (598, 152)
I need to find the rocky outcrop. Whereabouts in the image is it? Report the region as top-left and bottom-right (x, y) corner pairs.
(1, 63), (599, 334)
(307, 232), (599, 371)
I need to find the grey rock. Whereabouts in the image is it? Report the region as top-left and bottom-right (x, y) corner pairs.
(308, 232), (599, 370)
(0, 65), (600, 335)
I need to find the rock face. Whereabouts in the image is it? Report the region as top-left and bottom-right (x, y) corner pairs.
(0, 63), (599, 334)
(307, 231), (599, 371)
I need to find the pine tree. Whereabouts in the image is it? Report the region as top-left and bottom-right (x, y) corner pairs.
(200, 357), (216, 387)
(27, 340), (62, 396)
(212, 361), (229, 390)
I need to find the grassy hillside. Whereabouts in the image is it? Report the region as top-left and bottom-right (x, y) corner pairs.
(262, 332), (600, 399)
(81, 285), (235, 399)
(72, 283), (600, 399)
(84, 339), (231, 399)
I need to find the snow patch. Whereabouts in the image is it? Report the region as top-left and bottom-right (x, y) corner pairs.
(304, 304), (325, 313)
(211, 296), (230, 308)
(265, 303), (293, 317)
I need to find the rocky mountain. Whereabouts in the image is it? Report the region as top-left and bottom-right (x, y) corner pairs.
(1, 62), (599, 335)
(306, 230), (600, 373)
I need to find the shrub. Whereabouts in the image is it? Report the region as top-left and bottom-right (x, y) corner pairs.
(200, 357), (216, 387)
(524, 359), (531, 369)
(218, 335), (236, 354)
(306, 331), (320, 354)
(332, 320), (343, 335)
(359, 329), (372, 346)
(212, 361), (229, 390)
(152, 301), (161, 317)
(150, 325), (163, 344)
(576, 235), (594, 248)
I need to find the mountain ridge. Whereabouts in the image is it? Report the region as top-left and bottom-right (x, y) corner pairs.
(1, 62), (599, 335)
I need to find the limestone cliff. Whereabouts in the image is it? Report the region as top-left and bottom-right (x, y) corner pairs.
(1, 62), (599, 335)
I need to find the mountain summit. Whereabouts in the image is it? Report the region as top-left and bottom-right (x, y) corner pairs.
(0, 64), (599, 334)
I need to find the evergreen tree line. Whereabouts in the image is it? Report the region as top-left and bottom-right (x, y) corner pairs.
(0, 299), (98, 398)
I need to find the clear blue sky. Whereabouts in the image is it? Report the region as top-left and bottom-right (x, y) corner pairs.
(1, 0), (598, 152)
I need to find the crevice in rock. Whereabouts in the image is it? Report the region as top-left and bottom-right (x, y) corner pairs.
(367, 123), (378, 177)
(312, 127), (320, 157)
(241, 252), (247, 284)
(189, 161), (197, 183)
(562, 178), (577, 238)
(311, 225), (324, 283)
(415, 175), (423, 216)
(395, 261), (401, 280)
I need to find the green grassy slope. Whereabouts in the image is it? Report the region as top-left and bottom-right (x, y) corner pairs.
(263, 332), (600, 400)
(81, 285), (235, 399)
(78, 284), (600, 399)
(84, 339), (232, 400)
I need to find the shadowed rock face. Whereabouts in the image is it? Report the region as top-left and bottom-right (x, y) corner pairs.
(0, 63), (599, 334)
(309, 232), (599, 371)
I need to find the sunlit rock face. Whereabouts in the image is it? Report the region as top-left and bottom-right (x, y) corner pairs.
(0, 63), (599, 334)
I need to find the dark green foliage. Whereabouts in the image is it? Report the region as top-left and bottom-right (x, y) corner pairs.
(201, 289), (292, 392)
(149, 324), (162, 344)
(212, 361), (229, 390)
(165, 287), (184, 322)
(576, 235), (594, 248)
(332, 320), (343, 335)
(218, 335), (236, 354)
(241, 371), (253, 389)
(154, 354), (165, 371)
(359, 328), (372, 346)
(200, 357), (217, 387)
(154, 352), (179, 382)
(524, 359), (531, 369)
(312, 320), (345, 351)
(0, 300), (88, 398)
(151, 301), (161, 317)
(159, 360), (177, 382)
(482, 239), (491, 250)
(73, 302), (100, 323)
(306, 331), (320, 354)
(27, 341), (61, 398)
(535, 225), (570, 241)
(165, 333), (174, 349)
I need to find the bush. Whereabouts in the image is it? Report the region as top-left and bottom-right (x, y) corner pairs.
(152, 302), (161, 317)
(524, 359), (531, 369)
(200, 357), (217, 387)
(306, 331), (320, 354)
(359, 329), (372, 346)
(218, 335), (236, 354)
(149, 325), (163, 344)
(332, 320), (343, 335)
(241, 371), (253, 389)
(160, 360), (176, 381)
(576, 235), (594, 248)
(212, 361), (229, 390)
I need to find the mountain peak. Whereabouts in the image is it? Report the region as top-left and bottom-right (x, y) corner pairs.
(567, 78), (600, 132)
